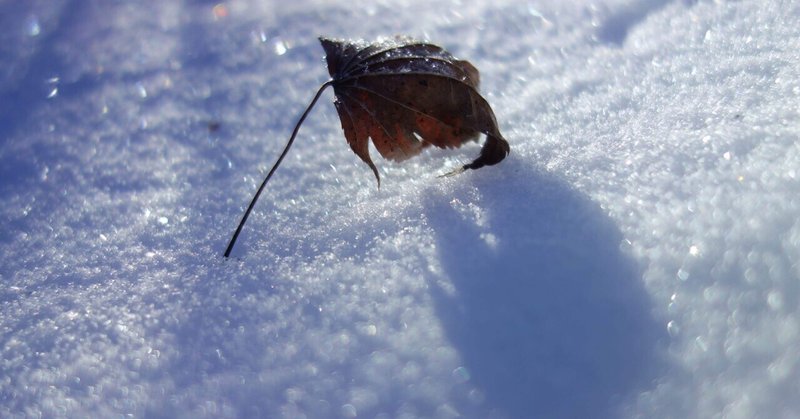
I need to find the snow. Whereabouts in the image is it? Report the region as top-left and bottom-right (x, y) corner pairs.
(1, 0), (799, 418)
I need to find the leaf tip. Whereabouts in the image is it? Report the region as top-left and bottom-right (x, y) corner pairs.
(463, 134), (510, 171)
(363, 157), (381, 189)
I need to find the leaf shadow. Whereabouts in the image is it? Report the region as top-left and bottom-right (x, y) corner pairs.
(425, 160), (668, 418)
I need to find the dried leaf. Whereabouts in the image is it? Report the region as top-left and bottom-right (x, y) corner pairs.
(321, 36), (509, 184)
(224, 36), (509, 257)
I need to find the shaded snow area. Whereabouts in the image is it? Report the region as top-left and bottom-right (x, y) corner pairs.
(2, 0), (799, 418)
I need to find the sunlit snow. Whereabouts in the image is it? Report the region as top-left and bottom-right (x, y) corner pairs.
(2, 0), (799, 418)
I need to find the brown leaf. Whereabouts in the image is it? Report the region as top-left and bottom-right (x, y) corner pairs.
(320, 36), (510, 184)
(224, 36), (509, 257)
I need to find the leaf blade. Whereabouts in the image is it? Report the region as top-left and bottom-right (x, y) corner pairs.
(322, 37), (509, 182)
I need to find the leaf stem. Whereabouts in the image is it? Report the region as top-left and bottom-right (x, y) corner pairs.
(224, 80), (335, 258)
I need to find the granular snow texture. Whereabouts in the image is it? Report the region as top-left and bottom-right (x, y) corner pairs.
(1, 0), (799, 418)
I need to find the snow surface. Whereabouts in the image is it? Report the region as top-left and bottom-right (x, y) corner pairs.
(2, 0), (799, 418)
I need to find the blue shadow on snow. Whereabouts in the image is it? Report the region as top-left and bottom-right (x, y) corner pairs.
(426, 159), (667, 418)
